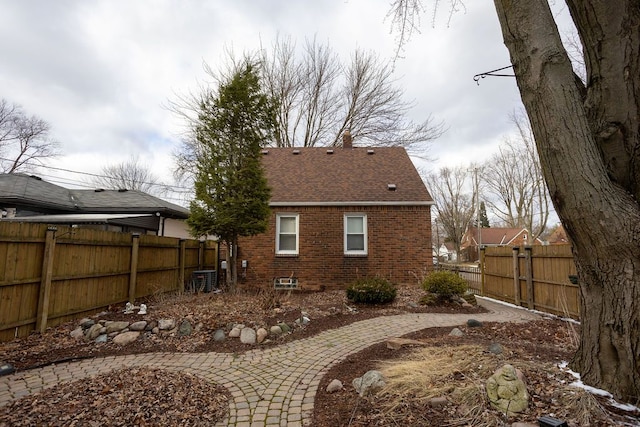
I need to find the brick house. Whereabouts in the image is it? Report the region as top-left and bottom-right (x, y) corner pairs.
(460, 226), (543, 261)
(235, 135), (434, 291)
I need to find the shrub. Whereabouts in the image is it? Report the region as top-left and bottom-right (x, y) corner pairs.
(346, 277), (397, 305)
(421, 271), (468, 299)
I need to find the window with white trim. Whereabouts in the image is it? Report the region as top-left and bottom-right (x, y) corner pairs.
(344, 214), (367, 255)
(276, 214), (299, 255)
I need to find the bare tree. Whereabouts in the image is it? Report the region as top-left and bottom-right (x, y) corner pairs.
(0, 99), (59, 173)
(482, 111), (550, 239)
(92, 156), (164, 195)
(259, 37), (445, 150)
(388, 0), (640, 401)
(427, 166), (476, 260)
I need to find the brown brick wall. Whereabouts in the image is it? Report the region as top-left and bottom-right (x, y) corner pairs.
(235, 205), (432, 291)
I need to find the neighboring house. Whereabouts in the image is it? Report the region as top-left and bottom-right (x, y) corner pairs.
(435, 242), (458, 262)
(0, 173), (191, 238)
(461, 226), (542, 261)
(546, 224), (569, 245)
(236, 135), (434, 291)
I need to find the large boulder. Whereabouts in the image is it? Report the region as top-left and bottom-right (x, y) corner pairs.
(352, 370), (386, 397)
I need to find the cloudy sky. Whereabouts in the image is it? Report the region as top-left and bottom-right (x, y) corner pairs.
(0, 1), (572, 205)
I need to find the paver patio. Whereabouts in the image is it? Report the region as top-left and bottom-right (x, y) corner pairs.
(0, 297), (541, 426)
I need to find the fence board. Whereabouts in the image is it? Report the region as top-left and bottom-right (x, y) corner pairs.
(440, 245), (579, 319)
(482, 245), (579, 318)
(0, 222), (218, 341)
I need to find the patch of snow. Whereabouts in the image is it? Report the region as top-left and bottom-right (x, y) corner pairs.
(558, 362), (640, 414)
(476, 296), (581, 324)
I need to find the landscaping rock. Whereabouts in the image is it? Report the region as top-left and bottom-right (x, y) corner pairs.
(270, 325), (283, 335)
(151, 327), (160, 334)
(158, 319), (175, 330)
(429, 397), (448, 407)
(449, 328), (464, 337)
(86, 323), (104, 340)
(256, 328), (268, 343)
(105, 321), (130, 334)
(278, 323), (291, 333)
(178, 320), (192, 336)
(229, 327), (242, 338)
(78, 318), (94, 329)
(352, 370), (385, 397)
(467, 319), (483, 328)
(95, 334), (108, 344)
(488, 343), (503, 355)
(326, 379), (343, 393)
(386, 337), (425, 350)
(70, 327), (84, 340)
(213, 329), (226, 342)
(240, 327), (256, 344)
(113, 331), (140, 346)
(129, 321), (147, 331)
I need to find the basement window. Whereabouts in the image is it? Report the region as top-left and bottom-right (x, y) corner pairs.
(274, 277), (298, 289)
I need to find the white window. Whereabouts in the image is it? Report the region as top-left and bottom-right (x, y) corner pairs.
(344, 214), (367, 255)
(276, 214), (299, 255)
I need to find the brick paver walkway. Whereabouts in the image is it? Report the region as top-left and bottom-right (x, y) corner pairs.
(0, 297), (540, 426)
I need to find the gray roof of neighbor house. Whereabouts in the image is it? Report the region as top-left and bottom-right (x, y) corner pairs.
(0, 173), (189, 219)
(261, 147), (433, 206)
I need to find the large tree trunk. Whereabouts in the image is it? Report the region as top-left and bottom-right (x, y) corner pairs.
(493, 0), (640, 402)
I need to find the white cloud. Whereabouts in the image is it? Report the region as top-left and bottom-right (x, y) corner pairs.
(0, 0), (573, 200)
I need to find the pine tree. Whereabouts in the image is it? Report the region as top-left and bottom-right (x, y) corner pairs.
(187, 61), (276, 288)
(479, 201), (490, 228)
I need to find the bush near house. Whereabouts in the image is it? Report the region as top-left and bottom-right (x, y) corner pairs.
(346, 277), (397, 304)
(421, 270), (468, 300)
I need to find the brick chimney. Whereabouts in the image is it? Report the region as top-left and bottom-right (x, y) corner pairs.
(342, 130), (352, 149)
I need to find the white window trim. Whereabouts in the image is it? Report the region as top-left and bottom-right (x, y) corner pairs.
(276, 213), (299, 255)
(344, 214), (368, 255)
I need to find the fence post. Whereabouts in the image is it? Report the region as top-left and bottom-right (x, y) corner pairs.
(198, 240), (205, 270)
(480, 246), (485, 296)
(179, 239), (186, 291)
(128, 233), (140, 303)
(512, 246), (521, 306)
(524, 245), (534, 309)
(36, 226), (57, 333)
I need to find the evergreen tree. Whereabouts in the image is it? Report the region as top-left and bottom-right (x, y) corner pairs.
(479, 201), (490, 228)
(187, 61), (276, 288)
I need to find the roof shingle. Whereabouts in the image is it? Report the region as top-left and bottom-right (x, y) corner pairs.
(261, 147), (432, 205)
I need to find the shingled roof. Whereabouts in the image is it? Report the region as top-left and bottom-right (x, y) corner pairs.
(0, 173), (189, 218)
(260, 147), (432, 206)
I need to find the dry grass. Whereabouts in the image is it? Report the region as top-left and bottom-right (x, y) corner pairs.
(558, 283), (580, 348)
(378, 345), (504, 425)
(375, 344), (621, 426)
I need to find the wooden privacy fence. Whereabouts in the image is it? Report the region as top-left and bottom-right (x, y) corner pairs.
(0, 222), (218, 342)
(480, 245), (579, 319)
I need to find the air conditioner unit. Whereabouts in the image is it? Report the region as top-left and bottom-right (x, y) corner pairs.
(274, 277), (298, 289)
(191, 270), (217, 293)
